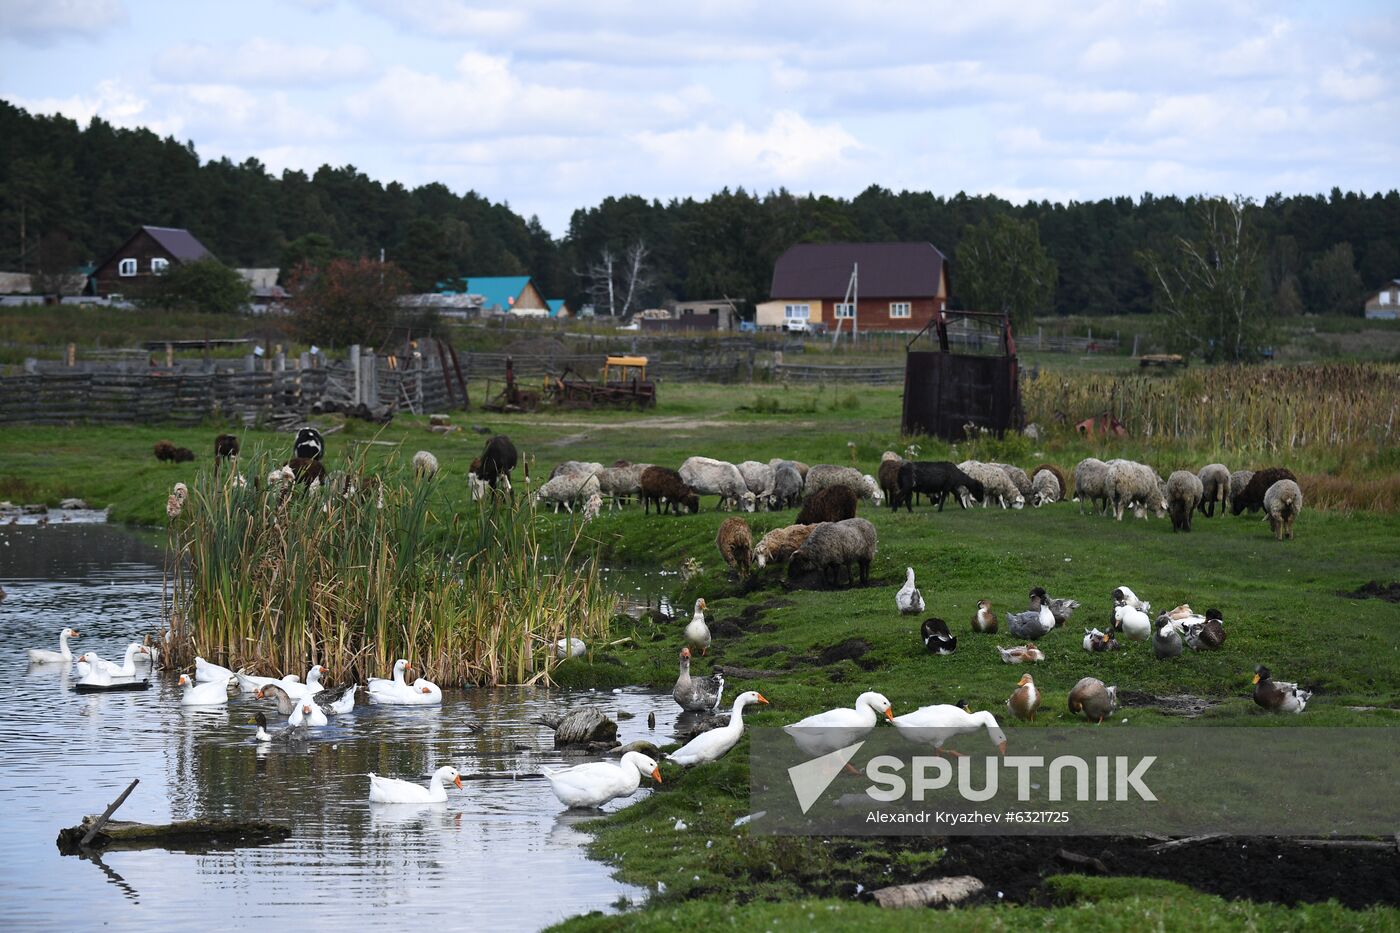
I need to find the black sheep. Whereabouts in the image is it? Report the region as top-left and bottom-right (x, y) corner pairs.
(639, 466), (696, 516)
(1231, 467), (1297, 515)
(172, 447), (196, 463)
(477, 434), (519, 496)
(154, 440), (177, 463)
(286, 457), (327, 486)
(214, 434), (240, 460)
(894, 461), (984, 512)
(294, 427), (325, 461)
(795, 485), (857, 525)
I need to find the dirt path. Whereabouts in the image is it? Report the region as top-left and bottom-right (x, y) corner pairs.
(538, 415), (817, 447)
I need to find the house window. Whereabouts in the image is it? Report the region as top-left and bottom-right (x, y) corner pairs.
(890, 302), (911, 318)
(1382, 291), (1392, 306)
(118, 258), (137, 277)
(151, 258), (169, 274)
(834, 302), (855, 319)
(784, 304), (810, 320)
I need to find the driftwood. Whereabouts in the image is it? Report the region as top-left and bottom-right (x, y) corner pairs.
(82, 778), (139, 846)
(532, 707), (618, 748)
(59, 817), (291, 855)
(870, 876), (985, 909)
(1056, 848), (1110, 874)
(1146, 833), (1225, 852)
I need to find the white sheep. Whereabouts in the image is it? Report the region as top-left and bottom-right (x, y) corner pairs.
(597, 463), (651, 510)
(1263, 479), (1302, 540)
(804, 464), (884, 505)
(737, 460), (777, 509)
(1106, 460), (1167, 521)
(1073, 458), (1112, 515)
(679, 457), (756, 512)
(412, 450), (439, 478)
(535, 472), (600, 513)
(580, 492), (603, 522)
(991, 463), (1033, 500)
(1031, 469), (1061, 507)
(957, 460), (1025, 509)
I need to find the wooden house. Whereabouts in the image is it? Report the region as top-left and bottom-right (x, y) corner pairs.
(91, 226), (214, 298)
(756, 242), (949, 333)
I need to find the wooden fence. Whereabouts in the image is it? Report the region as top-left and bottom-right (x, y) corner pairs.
(771, 363), (904, 384)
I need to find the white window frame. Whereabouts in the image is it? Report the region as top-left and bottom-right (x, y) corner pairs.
(1381, 291), (1392, 306)
(118, 258), (137, 277)
(151, 257), (169, 274)
(784, 303), (810, 320)
(834, 302), (855, 319)
(889, 301), (912, 318)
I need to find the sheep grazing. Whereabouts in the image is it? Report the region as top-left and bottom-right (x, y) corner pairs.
(214, 433), (240, 468)
(597, 462), (651, 509)
(412, 450), (439, 479)
(991, 463), (1033, 500)
(768, 458), (810, 480)
(1030, 469), (1061, 507)
(788, 517), (877, 586)
(893, 461), (983, 512)
(1166, 470), (1204, 532)
(1232, 467), (1297, 516)
(1263, 479), (1303, 540)
(550, 460), (603, 480)
(877, 452), (904, 505)
(1073, 458), (1112, 516)
(1228, 469), (1255, 512)
(154, 440), (178, 463)
(796, 485), (857, 525)
(804, 464), (884, 506)
(771, 463), (804, 510)
(957, 461), (1025, 509)
(678, 457), (756, 512)
(716, 517), (754, 576)
(286, 457), (327, 486)
(478, 435), (520, 497)
(1196, 463), (1230, 517)
(754, 524), (817, 569)
(736, 461), (777, 510)
(294, 427), (325, 461)
(172, 446), (196, 463)
(639, 466), (698, 516)
(580, 492), (603, 522)
(1031, 464), (1067, 499)
(1106, 459), (1167, 521)
(535, 471), (600, 513)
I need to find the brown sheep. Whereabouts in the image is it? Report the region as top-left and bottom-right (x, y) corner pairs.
(716, 517), (754, 576)
(877, 452), (904, 505)
(286, 457), (327, 486)
(1232, 467), (1297, 516)
(639, 466), (698, 516)
(754, 523), (818, 569)
(154, 440), (177, 462)
(171, 446), (196, 463)
(796, 485), (857, 525)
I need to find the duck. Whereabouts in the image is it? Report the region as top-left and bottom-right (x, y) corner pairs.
(28, 628), (79, 665)
(896, 568), (925, 615)
(891, 703), (1007, 755)
(672, 646), (725, 712)
(1029, 586), (1079, 626)
(668, 691), (769, 766)
(556, 638), (587, 659)
(1005, 594), (1055, 639)
(1252, 665), (1311, 713)
(195, 656), (236, 684)
(1082, 627), (1121, 652)
(1187, 610), (1226, 650)
(783, 691), (892, 759)
(1068, 677), (1118, 723)
(368, 766), (464, 804)
(1114, 604), (1152, 641)
(94, 643), (150, 678)
(997, 643), (1045, 664)
(542, 752), (661, 809)
(75, 653), (112, 687)
(249, 711), (307, 745)
(178, 673), (229, 706)
(1166, 603), (1197, 621)
(1007, 673), (1040, 721)
(1112, 585), (1151, 614)
(683, 598), (711, 655)
(971, 599), (997, 633)
(252, 712), (274, 742)
(920, 618), (956, 655)
(1152, 614), (1183, 659)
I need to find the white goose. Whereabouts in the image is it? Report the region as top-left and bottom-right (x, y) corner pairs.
(289, 696), (328, 727)
(368, 659), (443, 705)
(327, 684), (358, 715)
(94, 643), (150, 678)
(543, 752), (661, 809)
(556, 638), (587, 659)
(683, 598), (711, 655)
(178, 673), (230, 706)
(28, 628), (79, 664)
(195, 656), (236, 684)
(1115, 604), (1152, 641)
(368, 766), (464, 804)
(75, 653), (112, 687)
(783, 691), (892, 758)
(896, 568), (925, 615)
(892, 703), (1008, 755)
(668, 691), (769, 766)
(234, 670), (303, 695)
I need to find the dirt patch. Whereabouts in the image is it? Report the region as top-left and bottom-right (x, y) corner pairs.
(816, 638), (870, 666)
(1339, 580), (1400, 603)
(751, 645), (783, 659)
(1117, 691), (1220, 717)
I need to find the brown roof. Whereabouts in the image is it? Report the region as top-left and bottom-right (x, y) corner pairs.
(141, 226), (213, 263)
(770, 242), (946, 299)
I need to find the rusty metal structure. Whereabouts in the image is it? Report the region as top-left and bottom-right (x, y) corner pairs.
(901, 310), (1021, 439)
(482, 356), (542, 413)
(548, 355), (656, 409)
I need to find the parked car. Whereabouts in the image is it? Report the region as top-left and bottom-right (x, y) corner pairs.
(783, 319), (809, 334)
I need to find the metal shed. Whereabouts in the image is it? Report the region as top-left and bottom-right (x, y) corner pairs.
(901, 311), (1021, 439)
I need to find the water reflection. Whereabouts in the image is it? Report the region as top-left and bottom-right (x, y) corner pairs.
(0, 525), (682, 932)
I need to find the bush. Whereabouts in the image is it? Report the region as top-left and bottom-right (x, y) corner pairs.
(138, 259), (251, 314)
(288, 257), (410, 348)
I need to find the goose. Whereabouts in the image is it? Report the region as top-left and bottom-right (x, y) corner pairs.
(75, 653), (112, 687)
(178, 673), (229, 706)
(1252, 665), (1311, 713)
(289, 696), (328, 727)
(920, 618), (956, 655)
(892, 703), (1007, 755)
(1153, 615), (1184, 659)
(1112, 585), (1150, 614)
(556, 638), (587, 659)
(235, 670), (304, 695)
(783, 691), (891, 759)
(1082, 627), (1121, 652)
(195, 656), (236, 684)
(1114, 604), (1152, 641)
(971, 600), (997, 634)
(1005, 595), (1055, 639)
(94, 643), (150, 678)
(1007, 673), (1040, 721)
(683, 598), (711, 655)
(367, 660), (442, 705)
(368, 766), (464, 804)
(410, 677), (444, 705)
(28, 628), (80, 665)
(997, 643), (1045, 664)
(896, 568), (925, 615)
(259, 681), (355, 718)
(1068, 677), (1118, 723)
(1029, 587), (1079, 626)
(543, 752), (661, 809)
(326, 684), (358, 715)
(672, 646), (724, 712)
(367, 658), (410, 696)
(668, 691), (769, 766)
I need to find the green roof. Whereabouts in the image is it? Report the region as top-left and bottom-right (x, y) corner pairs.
(467, 276), (531, 311)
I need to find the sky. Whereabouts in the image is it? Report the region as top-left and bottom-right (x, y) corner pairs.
(2, 0), (1397, 236)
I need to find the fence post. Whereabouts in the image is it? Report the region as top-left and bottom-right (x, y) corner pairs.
(244, 354), (256, 373)
(363, 350), (378, 408)
(67, 343), (76, 367)
(350, 344), (362, 405)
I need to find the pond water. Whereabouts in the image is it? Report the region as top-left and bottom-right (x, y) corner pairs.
(0, 524), (684, 932)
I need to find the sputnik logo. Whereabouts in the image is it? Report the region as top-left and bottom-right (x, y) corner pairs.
(787, 742), (865, 814)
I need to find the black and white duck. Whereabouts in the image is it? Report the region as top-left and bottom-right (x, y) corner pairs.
(1082, 627), (1121, 652)
(920, 617), (956, 654)
(672, 646), (724, 712)
(1252, 665), (1311, 713)
(1029, 586), (1078, 626)
(1006, 594), (1055, 639)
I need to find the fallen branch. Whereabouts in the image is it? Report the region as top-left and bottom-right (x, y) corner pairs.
(59, 817), (291, 855)
(1056, 848), (1109, 874)
(81, 778), (139, 847)
(1146, 833), (1225, 852)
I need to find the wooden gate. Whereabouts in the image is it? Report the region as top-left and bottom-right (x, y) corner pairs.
(901, 311), (1021, 439)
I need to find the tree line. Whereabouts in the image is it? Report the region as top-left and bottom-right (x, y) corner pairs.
(2, 100), (1397, 322)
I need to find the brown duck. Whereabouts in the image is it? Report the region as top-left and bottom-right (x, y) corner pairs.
(1007, 673), (1040, 721)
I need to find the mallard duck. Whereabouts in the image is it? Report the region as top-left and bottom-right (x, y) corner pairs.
(543, 752), (660, 809)
(1114, 604), (1152, 641)
(1188, 611), (1226, 650)
(672, 646), (724, 712)
(896, 568), (925, 615)
(1252, 665), (1311, 713)
(1029, 586), (1079, 626)
(1068, 677), (1117, 723)
(891, 703), (1007, 755)
(971, 599), (997, 633)
(178, 673), (229, 705)
(1153, 614), (1183, 659)
(783, 691), (891, 758)
(1082, 627), (1120, 652)
(920, 618), (956, 654)
(997, 643), (1045, 663)
(1112, 585), (1150, 614)
(368, 766), (464, 804)
(668, 691), (769, 766)
(27, 627), (79, 665)
(683, 598), (711, 655)
(1007, 673), (1040, 721)
(1006, 595), (1055, 639)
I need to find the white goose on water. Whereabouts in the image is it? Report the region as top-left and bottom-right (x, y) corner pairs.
(178, 673), (230, 706)
(289, 696), (328, 727)
(896, 568), (925, 615)
(235, 670), (303, 694)
(543, 752), (661, 809)
(195, 656), (236, 684)
(28, 628), (79, 665)
(75, 653), (112, 687)
(94, 643), (150, 678)
(368, 659), (443, 705)
(368, 766), (464, 804)
(668, 691), (769, 766)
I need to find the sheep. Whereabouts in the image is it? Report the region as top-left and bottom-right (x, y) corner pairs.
(1030, 469), (1062, 507)
(294, 427), (324, 461)
(877, 451), (904, 505)
(894, 461), (983, 512)
(768, 458), (810, 479)
(286, 457), (327, 486)
(478, 435), (519, 496)
(991, 463), (1033, 500)
(597, 463), (651, 509)
(771, 463), (804, 510)
(1166, 470), (1204, 532)
(754, 524), (818, 569)
(796, 485), (857, 525)
(535, 471), (600, 513)
(1196, 463), (1230, 517)
(804, 464), (884, 505)
(678, 457), (756, 512)
(154, 440), (177, 463)
(736, 460), (777, 509)
(412, 450), (439, 479)
(1031, 464), (1067, 499)
(788, 517), (877, 586)
(1073, 458), (1115, 515)
(580, 492), (603, 522)
(1263, 479), (1303, 540)
(1106, 459), (1167, 521)
(172, 446), (196, 463)
(1232, 467), (1297, 516)
(550, 460), (603, 480)
(214, 434), (239, 475)
(716, 517), (754, 576)
(639, 466), (698, 516)
(1228, 470), (1255, 512)
(957, 461), (1025, 509)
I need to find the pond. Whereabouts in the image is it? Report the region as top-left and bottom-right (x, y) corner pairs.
(0, 524), (684, 932)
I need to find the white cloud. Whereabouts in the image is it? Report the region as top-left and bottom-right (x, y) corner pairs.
(633, 110), (862, 184)
(355, 0), (527, 38)
(1080, 38), (1124, 70)
(154, 39), (375, 86)
(1318, 67), (1385, 103)
(11, 79), (161, 131)
(0, 0), (125, 45)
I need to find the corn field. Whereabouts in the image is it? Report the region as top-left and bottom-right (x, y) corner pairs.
(162, 451), (615, 687)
